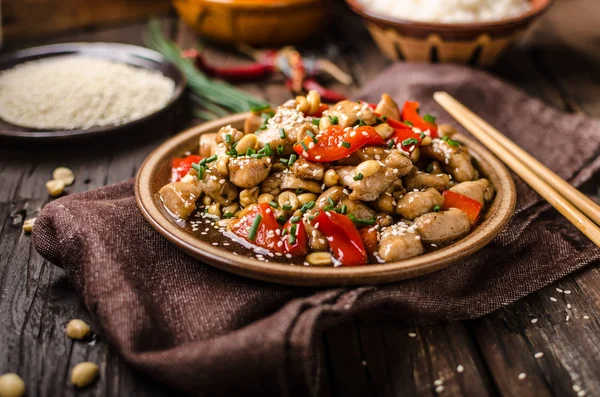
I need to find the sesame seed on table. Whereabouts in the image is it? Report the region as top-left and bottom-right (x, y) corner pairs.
(1, 0), (600, 396)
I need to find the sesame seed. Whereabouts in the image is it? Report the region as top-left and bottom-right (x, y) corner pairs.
(564, 290), (572, 294)
(573, 385), (581, 392)
(361, 360), (367, 366)
(556, 288), (563, 293)
(566, 315), (570, 321)
(567, 304), (572, 309)
(434, 379), (443, 386)
(578, 391), (587, 397)
(534, 352), (544, 359)
(584, 315), (589, 319)
(531, 318), (538, 324)
(518, 373), (526, 380)
(550, 297), (558, 302)
(435, 385), (444, 393)
(456, 365), (464, 373)
(408, 332), (417, 338)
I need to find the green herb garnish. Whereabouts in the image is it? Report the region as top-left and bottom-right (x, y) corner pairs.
(353, 173), (364, 181)
(441, 135), (461, 146)
(248, 214), (263, 241)
(288, 154), (297, 166)
(341, 141), (351, 149)
(279, 128), (286, 139)
(277, 145), (284, 156)
(348, 214), (376, 225)
(264, 143), (273, 156)
(423, 114), (437, 123)
(269, 201), (279, 209)
(402, 138), (419, 146)
(328, 115), (339, 125)
(312, 118), (321, 126)
(282, 205), (293, 211)
(300, 141), (309, 152)
(405, 121), (413, 127)
(433, 205), (441, 212)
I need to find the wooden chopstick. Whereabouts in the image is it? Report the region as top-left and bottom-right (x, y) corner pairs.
(433, 91), (600, 247)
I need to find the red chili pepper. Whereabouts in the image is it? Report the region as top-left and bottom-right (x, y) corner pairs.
(386, 118), (424, 151)
(359, 226), (379, 258)
(401, 101), (438, 137)
(294, 125), (385, 163)
(182, 48), (275, 81)
(303, 79), (347, 102)
(171, 155), (202, 182)
(283, 219), (308, 256)
(229, 203), (285, 252)
(312, 211), (367, 266)
(441, 191), (482, 224)
(310, 103), (330, 118)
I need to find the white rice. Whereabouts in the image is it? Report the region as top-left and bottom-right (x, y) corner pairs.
(0, 56), (175, 130)
(358, 0), (532, 23)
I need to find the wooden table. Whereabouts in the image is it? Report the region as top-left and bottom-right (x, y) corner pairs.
(2, 1), (600, 395)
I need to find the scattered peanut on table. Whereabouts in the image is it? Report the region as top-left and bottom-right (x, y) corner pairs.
(71, 362), (99, 388)
(65, 319), (91, 340)
(46, 167), (75, 197)
(0, 373), (26, 397)
(22, 218), (36, 233)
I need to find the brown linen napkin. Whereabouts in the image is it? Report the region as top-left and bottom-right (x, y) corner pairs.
(33, 63), (600, 397)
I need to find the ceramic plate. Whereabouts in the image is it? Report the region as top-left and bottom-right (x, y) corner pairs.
(135, 113), (516, 286)
(0, 42), (186, 142)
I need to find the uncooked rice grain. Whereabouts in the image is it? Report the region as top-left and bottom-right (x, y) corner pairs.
(0, 56), (174, 130)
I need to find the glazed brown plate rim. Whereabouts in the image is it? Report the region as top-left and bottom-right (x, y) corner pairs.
(345, 0), (552, 31)
(135, 113), (516, 286)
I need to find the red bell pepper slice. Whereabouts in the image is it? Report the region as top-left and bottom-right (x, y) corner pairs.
(386, 118), (424, 151)
(294, 125), (385, 163)
(312, 211), (368, 266)
(359, 226), (379, 258)
(401, 101), (438, 137)
(229, 203), (285, 252)
(283, 219), (309, 256)
(441, 191), (482, 224)
(171, 155), (202, 182)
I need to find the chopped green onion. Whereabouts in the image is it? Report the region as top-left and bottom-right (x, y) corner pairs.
(277, 145), (284, 156)
(327, 197), (335, 206)
(353, 173), (364, 181)
(423, 114), (437, 123)
(279, 128), (286, 139)
(341, 141), (351, 149)
(227, 149), (238, 157)
(300, 141), (309, 151)
(441, 136), (461, 146)
(426, 163), (434, 173)
(290, 216), (301, 223)
(280, 158), (289, 165)
(348, 214), (376, 225)
(264, 143), (273, 156)
(433, 205), (441, 212)
(258, 125), (267, 131)
(312, 118), (321, 126)
(405, 121), (413, 127)
(356, 119), (367, 127)
(402, 138), (419, 146)
(300, 200), (316, 213)
(250, 104), (271, 113)
(328, 115), (339, 125)
(288, 224), (297, 245)
(223, 212), (234, 219)
(204, 154), (218, 164)
(225, 134), (232, 143)
(295, 187), (304, 194)
(246, 148), (255, 156)
(387, 140), (395, 149)
(288, 154), (297, 166)
(340, 204), (348, 215)
(269, 201), (279, 209)
(248, 214), (263, 241)
(382, 116), (388, 122)
(324, 204), (335, 211)
(420, 132), (426, 139)
(250, 153), (264, 159)
(282, 205), (293, 211)
(277, 216), (287, 225)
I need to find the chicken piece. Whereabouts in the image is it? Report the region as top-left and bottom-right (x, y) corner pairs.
(314, 187), (376, 220)
(199, 133), (218, 158)
(450, 179), (494, 205)
(291, 157), (324, 181)
(403, 170), (452, 192)
(215, 125), (244, 146)
(244, 113), (263, 134)
(228, 157), (272, 188)
(383, 150), (414, 176)
(396, 188), (444, 220)
(422, 139), (478, 182)
(375, 93), (400, 120)
(255, 107), (315, 154)
(323, 100), (376, 128)
(198, 173), (238, 206)
(426, 161), (444, 175)
(337, 146), (388, 165)
(378, 222), (423, 262)
(260, 172), (323, 195)
(305, 221), (329, 251)
(159, 181), (202, 220)
(336, 166), (398, 202)
(414, 208), (470, 244)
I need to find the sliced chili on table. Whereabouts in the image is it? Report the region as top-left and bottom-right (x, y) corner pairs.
(312, 211), (368, 266)
(294, 125), (385, 163)
(229, 203), (285, 252)
(441, 190), (483, 224)
(171, 155), (202, 182)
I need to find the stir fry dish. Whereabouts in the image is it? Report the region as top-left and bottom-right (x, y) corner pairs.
(159, 91), (494, 267)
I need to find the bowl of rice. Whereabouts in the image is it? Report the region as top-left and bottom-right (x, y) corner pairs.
(346, 0), (552, 66)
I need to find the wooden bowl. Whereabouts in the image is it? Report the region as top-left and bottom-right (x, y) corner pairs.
(345, 0), (552, 66)
(135, 113), (516, 286)
(172, 0), (329, 46)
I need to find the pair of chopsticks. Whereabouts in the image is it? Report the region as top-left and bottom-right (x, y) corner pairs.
(433, 92), (600, 247)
